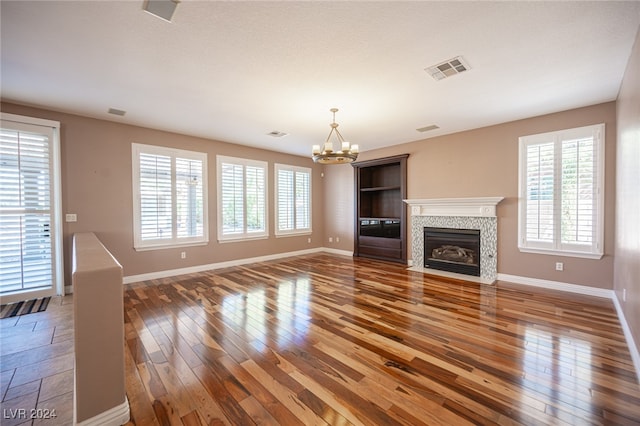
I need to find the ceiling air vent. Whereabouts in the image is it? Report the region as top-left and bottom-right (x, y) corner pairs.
(425, 56), (470, 81)
(143, 0), (179, 23)
(108, 108), (126, 116)
(416, 124), (439, 133)
(267, 131), (288, 138)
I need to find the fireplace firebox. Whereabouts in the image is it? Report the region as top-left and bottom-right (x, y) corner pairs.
(424, 227), (480, 277)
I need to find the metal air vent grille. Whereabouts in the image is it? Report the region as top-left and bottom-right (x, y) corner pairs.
(425, 56), (470, 81)
(416, 125), (440, 133)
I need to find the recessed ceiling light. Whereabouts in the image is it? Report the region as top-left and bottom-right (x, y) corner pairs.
(267, 131), (288, 138)
(416, 125), (439, 133)
(108, 108), (126, 116)
(425, 56), (471, 81)
(143, 0), (179, 23)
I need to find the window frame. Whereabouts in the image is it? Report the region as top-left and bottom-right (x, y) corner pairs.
(517, 123), (605, 259)
(132, 143), (208, 251)
(216, 155), (268, 242)
(274, 163), (312, 237)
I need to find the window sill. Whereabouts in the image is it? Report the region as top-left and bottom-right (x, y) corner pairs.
(134, 240), (208, 252)
(218, 235), (269, 243)
(275, 231), (312, 238)
(518, 247), (603, 260)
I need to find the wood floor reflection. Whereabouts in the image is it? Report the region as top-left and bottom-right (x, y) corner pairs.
(121, 254), (640, 425)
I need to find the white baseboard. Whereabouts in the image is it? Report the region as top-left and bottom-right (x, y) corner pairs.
(611, 293), (640, 385)
(75, 397), (129, 426)
(123, 247), (352, 284)
(497, 273), (614, 298)
(498, 273), (640, 384)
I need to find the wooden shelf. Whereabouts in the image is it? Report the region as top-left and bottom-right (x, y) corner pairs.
(360, 186), (401, 192)
(359, 217), (401, 221)
(353, 154), (408, 264)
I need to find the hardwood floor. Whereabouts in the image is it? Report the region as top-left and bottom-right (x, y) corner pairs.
(2, 253), (639, 425)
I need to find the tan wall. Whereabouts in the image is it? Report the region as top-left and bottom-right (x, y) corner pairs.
(2, 100), (618, 290)
(326, 102), (617, 289)
(615, 28), (640, 355)
(1, 102), (325, 285)
(322, 164), (355, 251)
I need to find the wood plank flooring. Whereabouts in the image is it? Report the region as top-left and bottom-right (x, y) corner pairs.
(2, 253), (639, 425)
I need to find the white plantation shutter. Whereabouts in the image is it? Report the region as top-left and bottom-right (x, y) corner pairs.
(176, 158), (204, 238)
(561, 136), (596, 246)
(277, 168), (294, 231)
(275, 164), (311, 235)
(217, 156), (268, 241)
(246, 165), (266, 233)
(519, 124), (604, 258)
(525, 141), (555, 245)
(139, 153), (172, 241)
(295, 170), (310, 230)
(132, 144), (207, 250)
(0, 114), (62, 302)
(220, 162), (244, 235)
(0, 130), (52, 293)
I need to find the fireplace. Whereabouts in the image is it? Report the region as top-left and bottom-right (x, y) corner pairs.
(405, 197), (503, 283)
(424, 227), (480, 277)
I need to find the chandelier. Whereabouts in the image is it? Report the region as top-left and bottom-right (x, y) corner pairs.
(311, 108), (359, 164)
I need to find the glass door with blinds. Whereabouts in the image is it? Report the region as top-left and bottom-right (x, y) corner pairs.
(0, 114), (63, 304)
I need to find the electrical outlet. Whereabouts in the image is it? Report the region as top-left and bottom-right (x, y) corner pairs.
(336, 237), (340, 243)
(65, 213), (77, 223)
(555, 262), (564, 271)
(328, 237), (333, 243)
(181, 251), (186, 259)
(307, 237), (311, 243)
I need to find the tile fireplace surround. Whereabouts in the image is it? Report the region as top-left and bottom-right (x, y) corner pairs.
(404, 197), (504, 284)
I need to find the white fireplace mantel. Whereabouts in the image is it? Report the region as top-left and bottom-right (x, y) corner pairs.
(404, 197), (504, 218)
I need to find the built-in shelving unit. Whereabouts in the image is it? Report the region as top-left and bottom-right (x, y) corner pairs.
(353, 154), (408, 263)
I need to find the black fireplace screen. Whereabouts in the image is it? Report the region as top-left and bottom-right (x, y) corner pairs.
(424, 227), (480, 277)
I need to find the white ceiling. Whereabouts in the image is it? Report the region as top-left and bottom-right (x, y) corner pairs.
(2, 1), (639, 157)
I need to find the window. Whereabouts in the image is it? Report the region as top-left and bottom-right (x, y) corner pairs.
(275, 164), (311, 236)
(518, 124), (604, 258)
(217, 156), (267, 241)
(1, 113), (63, 303)
(132, 143), (207, 250)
